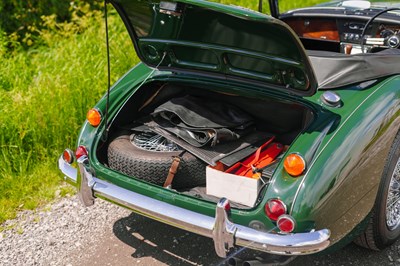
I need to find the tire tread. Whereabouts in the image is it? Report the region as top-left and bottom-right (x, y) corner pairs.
(354, 131), (400, 250)
(107, 134), (206, 189)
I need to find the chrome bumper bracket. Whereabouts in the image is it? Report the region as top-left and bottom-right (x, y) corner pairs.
(213, 198), (235, 257)
(77, 156), (96, 206)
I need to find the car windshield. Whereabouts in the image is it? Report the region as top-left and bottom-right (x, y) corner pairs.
(210, 1), (400, 16)
(279, 0), (400, 13)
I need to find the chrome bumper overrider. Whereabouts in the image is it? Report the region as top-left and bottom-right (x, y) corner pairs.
(58, 155), (330, 258)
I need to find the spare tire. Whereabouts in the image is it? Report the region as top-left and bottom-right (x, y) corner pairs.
(107, 134), (206, 189)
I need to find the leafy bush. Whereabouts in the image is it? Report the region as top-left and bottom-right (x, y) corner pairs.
(0, 0), (101, 49)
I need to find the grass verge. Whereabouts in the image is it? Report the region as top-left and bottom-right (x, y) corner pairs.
(0, 7), (137, 224)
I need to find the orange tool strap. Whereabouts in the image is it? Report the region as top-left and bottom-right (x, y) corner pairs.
(225, 137), (283, 178)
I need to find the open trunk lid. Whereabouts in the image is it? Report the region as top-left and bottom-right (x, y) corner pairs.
(110, 0), (318, 96)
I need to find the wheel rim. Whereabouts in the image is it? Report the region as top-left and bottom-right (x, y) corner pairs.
(386, 157), (400, 230)
(131, 132), (181, 152)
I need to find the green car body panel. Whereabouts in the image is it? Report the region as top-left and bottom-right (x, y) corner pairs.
(60, 0), (400, 257)
(267, 76), (400, 238)
(111, 0), (318, 95)
(76, 59), (400, 244)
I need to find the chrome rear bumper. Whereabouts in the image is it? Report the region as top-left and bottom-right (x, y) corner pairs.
(58, 155), (330, 258)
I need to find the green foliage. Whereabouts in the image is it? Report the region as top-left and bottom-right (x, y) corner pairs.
(0, 0), (101, 49)
(0, 5), (137, 223)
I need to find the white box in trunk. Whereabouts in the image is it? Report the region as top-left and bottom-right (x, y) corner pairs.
(206, 166), (261, 207)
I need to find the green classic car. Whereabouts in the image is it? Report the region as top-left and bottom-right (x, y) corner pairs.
(58, 0), (400, 263)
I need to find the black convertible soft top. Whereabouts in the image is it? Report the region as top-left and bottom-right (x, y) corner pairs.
(308, 49), (400, 89)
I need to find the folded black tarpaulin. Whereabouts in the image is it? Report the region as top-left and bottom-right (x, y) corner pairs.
(151, 95), (255, 147)
(147, 123), (273, 166)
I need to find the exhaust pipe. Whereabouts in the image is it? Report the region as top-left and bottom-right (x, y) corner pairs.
(242, 260), (265, 266)
(227, 257), (243, 266)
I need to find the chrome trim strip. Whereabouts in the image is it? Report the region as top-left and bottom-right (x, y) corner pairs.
(58, 155), (331, 257)
(235, 227), (330, 255)
(93, 176), (215, 238)
(58, 156), (78, 185)
(93, 177), (330, 256)
(94, 177), (330, 256)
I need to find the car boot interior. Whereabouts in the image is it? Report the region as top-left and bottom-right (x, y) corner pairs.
(95, 81), (314, 207)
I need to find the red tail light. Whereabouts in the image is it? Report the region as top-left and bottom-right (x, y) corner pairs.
(62, 149), (74, 164)
(277, 215), (296, 233)
(75, 146), (88, 159)
(265, 199), (287, 221)
(224, 201), (231, 212)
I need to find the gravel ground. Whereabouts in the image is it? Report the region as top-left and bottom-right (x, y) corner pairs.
(0, 193), (130, 266)
(2, 192), (400, 266)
